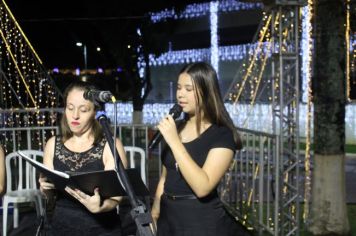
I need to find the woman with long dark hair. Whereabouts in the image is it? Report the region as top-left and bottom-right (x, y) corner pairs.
(151, 62), (243, 235)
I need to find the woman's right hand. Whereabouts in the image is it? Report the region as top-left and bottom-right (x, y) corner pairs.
(150, 205), (160, 231)
(39, 176), (55, 192)
(151, 212), (159, 232)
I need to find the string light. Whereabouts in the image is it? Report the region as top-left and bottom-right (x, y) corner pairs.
(149, 43), (267, 66)
(0, 28), (37, 107)
(351, 35), (356, 93)
(210, 1), (219, 75)
(137, 45), (146, 79)
(0, 1), (60, 151)
(242, 41), (271, 128)
(1, 1), (43, 64)
(346, 0), (350, 100)
(301, 5), (313, 103)
(232, 13), (273, 104)
(302, 1), (313, 223)
(150, 0), (262, 23)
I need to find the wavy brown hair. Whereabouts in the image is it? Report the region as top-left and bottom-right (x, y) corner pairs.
(60, 81), (103, 144)
(179, 62), (242, 149)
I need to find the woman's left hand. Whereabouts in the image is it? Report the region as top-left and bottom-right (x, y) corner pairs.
(65, 187), (102, 213)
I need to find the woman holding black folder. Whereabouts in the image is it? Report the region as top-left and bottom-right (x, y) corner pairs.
(151, 62), (244, 236)
(39, 81), (128, 235)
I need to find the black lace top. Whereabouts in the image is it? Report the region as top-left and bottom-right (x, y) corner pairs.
(53, 136), (107, 206)
(53, 136), (106, 173)
(49, 136), (122, 235)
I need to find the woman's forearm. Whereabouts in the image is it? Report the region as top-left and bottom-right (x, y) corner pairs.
(0, 184), (5, 196)
(151, 168), (166, 219)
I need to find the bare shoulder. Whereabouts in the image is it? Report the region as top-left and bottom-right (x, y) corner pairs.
(104, 138), (124, 155)
(45, 136), (56, 149)
(103, 137), (127, 168)
(43, 136), (56, 166)
(103, 137), (124, 150)
(46, 136), (56, 144)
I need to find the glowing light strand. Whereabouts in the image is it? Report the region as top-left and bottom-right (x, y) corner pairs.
(233, 14), (273, 104)
(346, 0), (350, 100)
(150, 0), (262, 23)
(0, 27), (37, 107)
(301, 6), (312, 103)
(302, 1), (313, 223)
(242, 40), (272, 128)
(1, 0), (43, 64)
(210, 1), (219, 76)
(148, 43), (267, 66)
(0, 2), (60, 154)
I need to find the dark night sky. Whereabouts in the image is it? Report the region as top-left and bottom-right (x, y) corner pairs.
(6, 0), (208, 69)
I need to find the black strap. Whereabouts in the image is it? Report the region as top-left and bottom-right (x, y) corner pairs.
(163, 192), (197, 200)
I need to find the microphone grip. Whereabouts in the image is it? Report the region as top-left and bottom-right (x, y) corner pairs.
(148, 131), (162, 150)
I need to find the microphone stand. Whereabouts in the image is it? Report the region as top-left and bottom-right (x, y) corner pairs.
(96, 111), (155, 236)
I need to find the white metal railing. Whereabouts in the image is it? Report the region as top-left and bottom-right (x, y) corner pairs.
(0, 122), (285, 235)
(0, 126), (59, 153)
(220, 127), (280, 235)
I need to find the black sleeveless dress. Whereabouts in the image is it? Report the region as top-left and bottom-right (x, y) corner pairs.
(48, 136), (122, 236)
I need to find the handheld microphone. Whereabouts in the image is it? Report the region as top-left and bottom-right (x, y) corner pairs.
(83, 90), (114, 103)
(148, 104), (183, 149)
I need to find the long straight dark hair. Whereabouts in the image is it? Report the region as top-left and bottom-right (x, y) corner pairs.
(60, 81), (103, 144)
(179, 62), (242, 149)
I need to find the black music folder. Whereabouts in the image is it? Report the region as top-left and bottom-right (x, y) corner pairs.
(18, 150), (149, 198)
